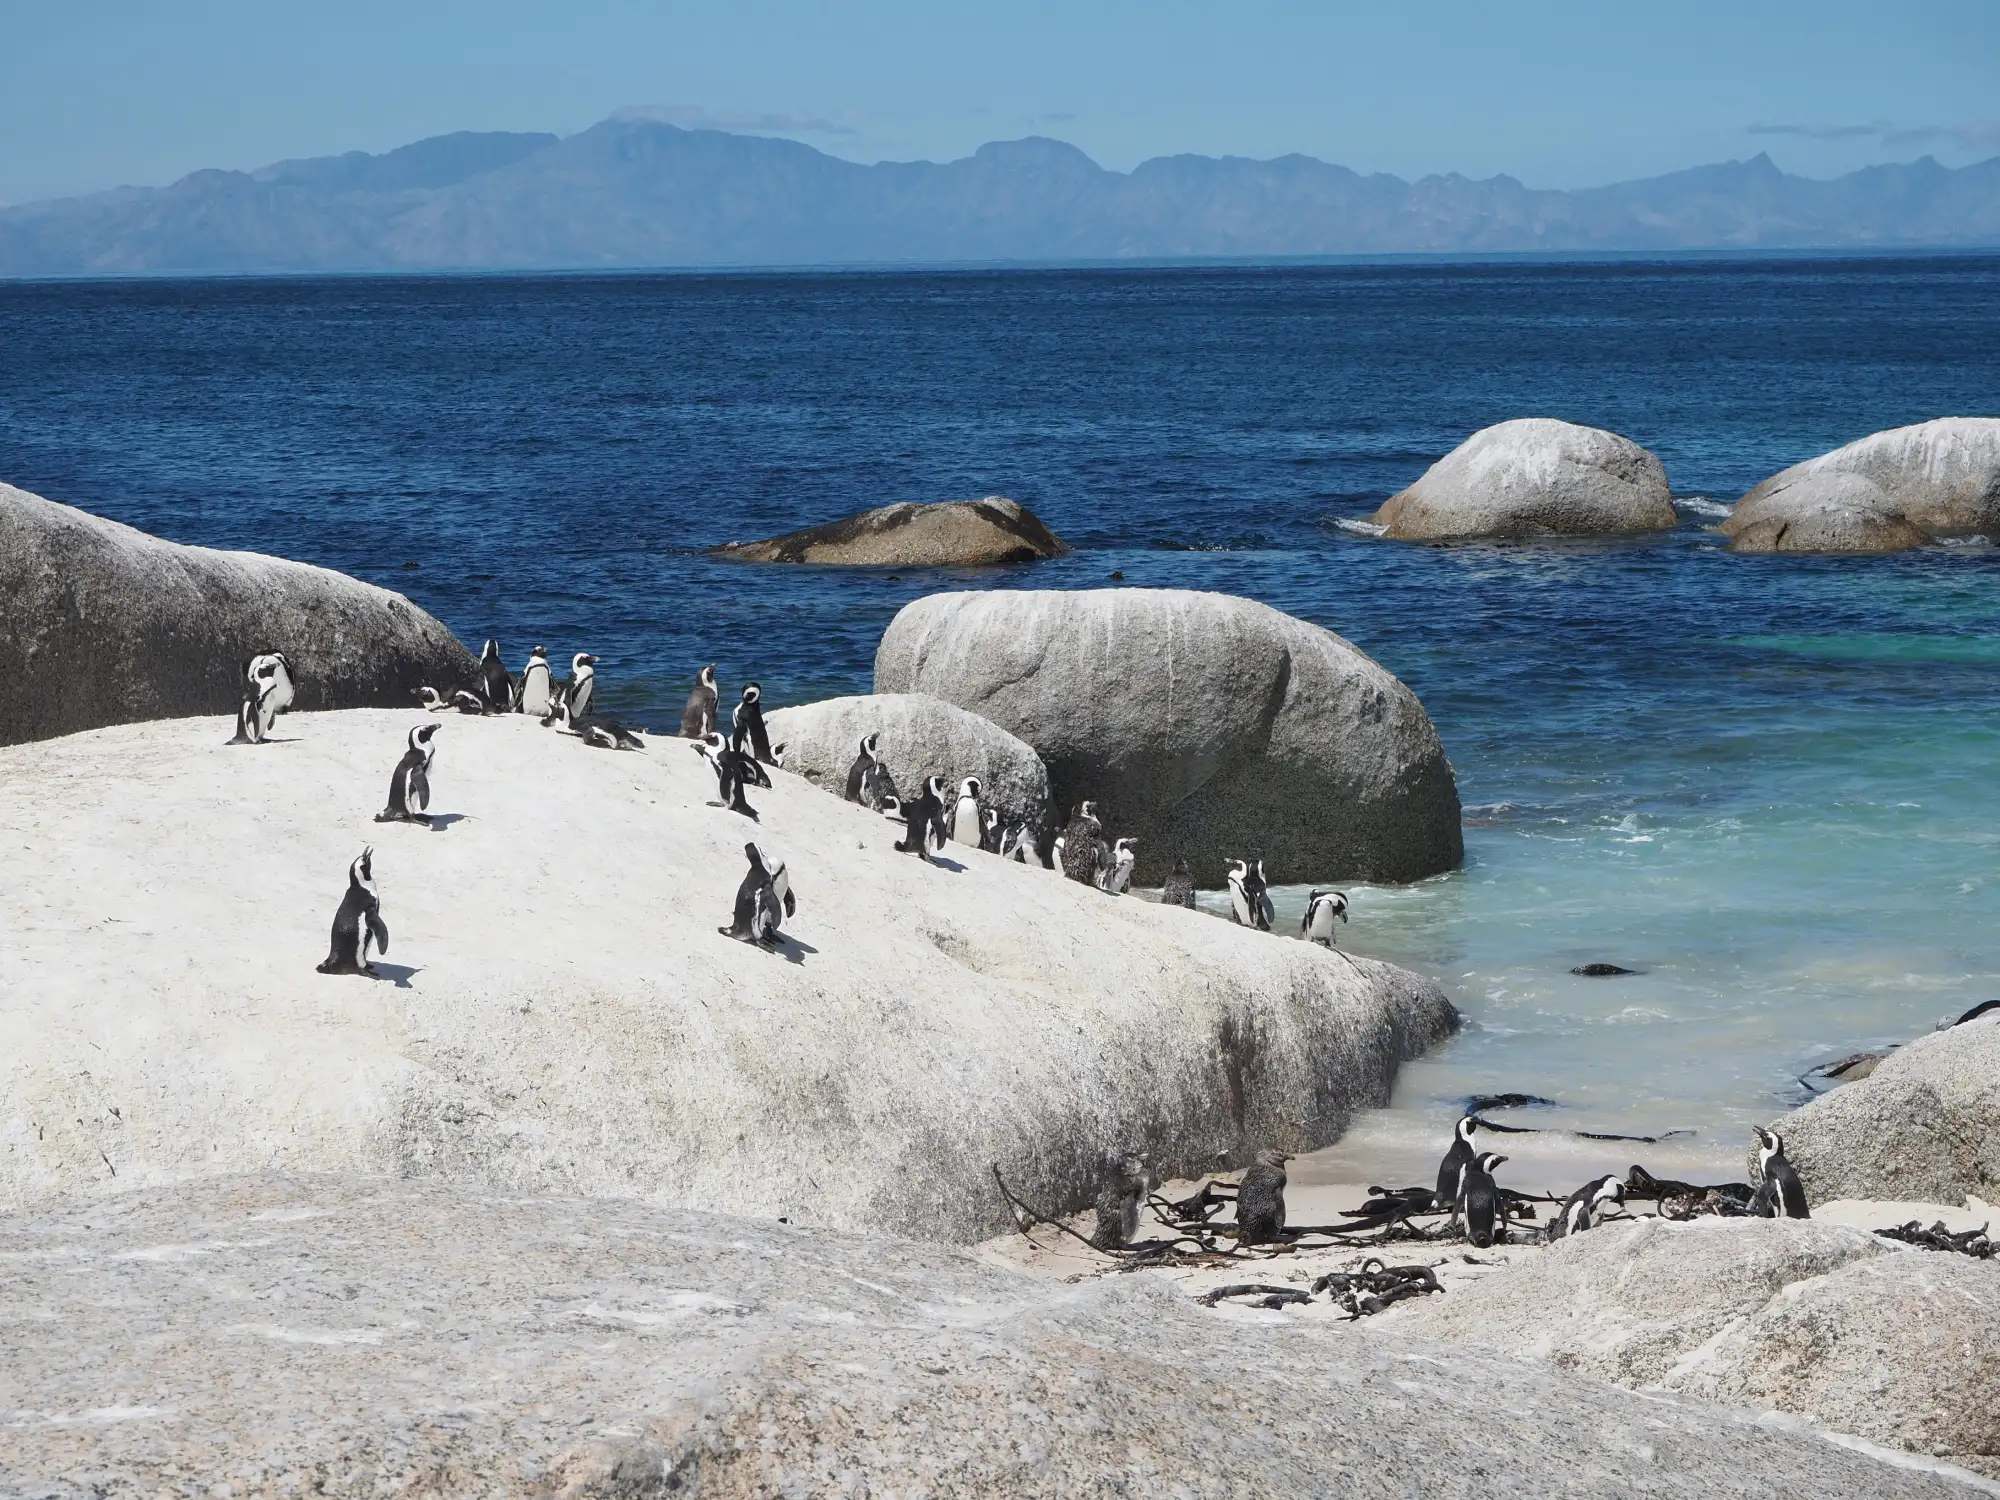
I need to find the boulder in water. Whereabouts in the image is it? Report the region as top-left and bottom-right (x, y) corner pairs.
(1, 481), (474, 747)
(1373, 418), (1676, 542)
(873, 588), (1462, 886)
(713, 495), (1068, 566)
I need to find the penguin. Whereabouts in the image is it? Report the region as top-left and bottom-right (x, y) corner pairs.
(732, 684), (777, 765)
(1435, 1115), (1479, 1214)
(544, 700), (645, 750)
(1100, 836), (1137, 895)
(449, 689), (485, 715)
(1550, 1174), (1624, 1240)
(1302, 889), (1349, 947)
(514, 646), (554, 716)
(414, 686), (451, 712)
(1234, 1147), (1291, 1244)
(1160, 855), (1196, 910)
(720, 842), (793, 947)
(1751, 1125), (1811, 1219)
(876, 794), (904, 823)
(861, 756), (901, 813)
(1459, 1151), (1509, 1248)
(1225, 858), (1274, 931)
(681, 665), (719, 739)
(693, 734), (760, 820)
(228, 652), (295, 744)
(979, 806), (1003, 853)
(475, 639), (512, 711)
(998, 821), (1033, 862)
(1058, 802), (1104, 885)
(315, 846), (389, 976)
(564, 654), (598, 720)
(1089, 1153), (1152, 1251)
(896, 775), (948, 860)
(844, 733), (880, 803)
(951, 776), (984, 847)
(374, 723), (439, 825)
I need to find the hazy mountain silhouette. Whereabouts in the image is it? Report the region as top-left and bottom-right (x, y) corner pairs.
(4, 118), (1997, 276)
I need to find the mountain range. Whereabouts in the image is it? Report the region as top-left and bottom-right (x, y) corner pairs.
(5, 118), (1999, 276)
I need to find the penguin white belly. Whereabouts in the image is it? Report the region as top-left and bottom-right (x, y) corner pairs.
(952, 799), (981, 846)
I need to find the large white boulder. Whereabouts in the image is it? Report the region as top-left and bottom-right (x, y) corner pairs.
(1373, 418), (1676, 541)
(0, 709), (1456, 1241)
(873, 588), (1462, 887)
(0, 1173), (1972, 1499)
(1, 481), (475, 746)
(1724, 418), (2000, 553)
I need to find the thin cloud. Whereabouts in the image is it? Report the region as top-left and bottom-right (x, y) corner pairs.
(1747, 119), (2000, 152)
(610, 105), (854, 136)
(1746, 121), (1884, 141)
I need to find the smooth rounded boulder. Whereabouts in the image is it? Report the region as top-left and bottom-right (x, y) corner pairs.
(1, 482), (475, 746)
(1724, 417), (2000, 553)
(713, 495), (1069, 567)
(1373, 418), (1676, 541)
(873, 588), (1462, 886)
(766, 691), (1052, 837)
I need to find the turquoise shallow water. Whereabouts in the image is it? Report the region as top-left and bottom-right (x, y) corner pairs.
(4, 259), (1998, 1189)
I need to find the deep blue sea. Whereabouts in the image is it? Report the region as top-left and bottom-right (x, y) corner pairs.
(5, 258), (1998, 1186)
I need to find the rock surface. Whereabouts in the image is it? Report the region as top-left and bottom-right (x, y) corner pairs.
(1387, 1216), (2000, 1479)
(713, 495), (1068, 566)
(766, 691), (1052, 836)
(1, 481), (476, 747)
(874, 588), (1462, 886)
(1776, 1015), (2000, 1207)
(1724, 418), (2000, 553)
(0, 709), (1456, 1239)
(1373, 418), (1677, 541)
(0, 1173), (1976, 1500)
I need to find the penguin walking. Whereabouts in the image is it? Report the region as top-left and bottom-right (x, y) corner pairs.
(1099, 837), (1137, 895)
(1550, 1174), (1625, 1240)
(1435, 1115), (1479, 1218)
(731, 684), (780, 765)
(1302, 889), (1349, 947)
(374, 723), (440, 825)
(515, 646), (554, 716)
(1459, 1151), (1509, 1248)
(1751, 1125), (1811, 1218)
(315, 847), (389, 976)
(564, 654), (598, 720)
(720, 842), (795, 947)
(897, 776), (949, 860)
(1160, 855), (1196, 909)
(227, 652), (295, 744)
(951, 777), (985, 847)
(1234, 1147), (1291, 1244)
(694, 733), (762, 819)
(1058, 802), (1105, 885)
(844, 733), (881, 803)
(1225, 858), (1274, 931)
(1089, 1154), (1152, 1251)
(474, 639), (513, 711)
(681, 665), (720, 739)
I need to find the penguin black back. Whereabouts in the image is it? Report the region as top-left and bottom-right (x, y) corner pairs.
(844, 733), (879, 803)
(1752, 1126), (1811, 1218)
(1058, 802), (1103, 885)
(374, 722), (439, 826)
(897, 776), (947, 859)
(1435, 1115), (1478, 1207)
(316, 846), (389, 976)
(1460, 1151), (1508, 1248)
(476, 639), (512, 711)
(733, 683), (776, 764)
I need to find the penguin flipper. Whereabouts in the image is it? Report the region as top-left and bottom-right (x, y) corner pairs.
(411, 766), (430, 814)
(365, 910), (390, 957)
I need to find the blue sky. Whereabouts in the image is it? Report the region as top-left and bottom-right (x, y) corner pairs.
(4, 0), (1997, 204)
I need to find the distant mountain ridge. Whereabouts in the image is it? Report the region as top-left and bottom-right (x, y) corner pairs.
(4, 119), (1998, 276)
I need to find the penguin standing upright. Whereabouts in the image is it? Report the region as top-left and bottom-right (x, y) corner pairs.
(1434, 1115), (1479, 1214)
(844, 733), (881, 802)
(1234, 1147), (1291, 1244)
(316, 847), (389, 976)
(228, 651), (295, 745)
(897, 776), (949, 860)
(1058, 802), (1104, 885)
(979, 806), (1002, 853)
(1751, 1126), (1811, 1218)
(1160, 855), (1196, 909)
(720, 842), (794, 946)
(951, 777), (984, 846)
(1550, 1174), (1624, 1240)
(1459, 1151), (1509, 1248)
(1302, 889), (1349, 946)
(515, 647), (554, 716)
(998, 822), (1033, 862)
(1089, 1154), (1152, 1251)
(375, 723), (440, 825)
(564, 654), (598, 720)
(1225, 858), (1274, 930)
(1100, 837), (1137, 894)
(681, 665), (720, 739)
(475, 639), (512, 711)
(694, 734), (762, 820)
(731, 683), (779, 765)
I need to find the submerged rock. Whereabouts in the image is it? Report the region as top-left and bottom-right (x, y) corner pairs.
(0, 481), (475, 747)
(1373, 418), (1676, 542)
(766, 691), (1052, 839)
(713, 495), (1069, 566)
(1724, 417), (2000, 553)
(873, 588), (1462, 887)
(0, 1173), (1971, 1499)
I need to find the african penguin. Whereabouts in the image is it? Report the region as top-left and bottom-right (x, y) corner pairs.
(844, 733), (880, 803)
(1160, 855), (1196, 909)
(681, 665), (719, 739)
(732, 684), (776, 764)
(564, 654), (597, 720)
(951, 776), (984, 847)
(693, 733), (760, 820)
(861, 756), (900, 813)
(1058, 802), (1104, 885)
(449, 689), (485, 715)
(897, 776), (949, 860)
(515, 647), (554, 716)
(228, 652), (295, 744)
(1234, 1147), (1291, 1244)
(979, 806), (1003, 853)
(1225, 858), (1274, 930)
(1460, 1151), (1508, 1248)
(1751, 1125), (1810, 1219)
(998, 821), (1033, 862)
(374, 723), (439, 825)
(1100, 836), (1137, 895)
(414, 686), (450, 712)
(315, 846), (389, 976)
(475, 639), (512, 711)
(1302, 889), (1349, 947)
(1550, 1174), (1624, 1240)
(1089, 1154), (1152, 1251)
(720, 842), (792, 947)
(1435, 1115), (1479, 1213)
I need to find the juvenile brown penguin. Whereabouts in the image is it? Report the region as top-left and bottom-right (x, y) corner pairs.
(1058, 801), (1105, 885)
(1160, 854), (1196, 909)
(1234, 1147), (1291, 1244)
(681, 665), (719, 738)
(1089, 1153), (1152, 1250)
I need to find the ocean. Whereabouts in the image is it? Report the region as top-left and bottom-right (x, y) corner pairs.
(5, 256), (1998, 1188)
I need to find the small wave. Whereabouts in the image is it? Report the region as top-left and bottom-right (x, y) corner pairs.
(1673, 495), (1732, 519)
(1331, 516), (1388, 537)
(1938, 533), (1994, 548)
